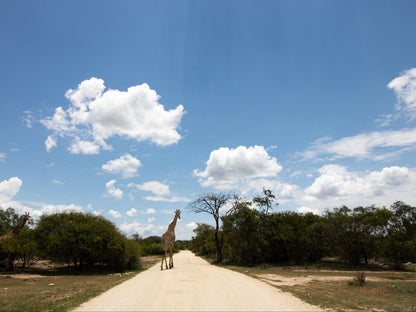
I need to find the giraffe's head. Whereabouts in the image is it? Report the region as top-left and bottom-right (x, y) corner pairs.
(24, 212), (30, 220)
(175, 209), (181, 219)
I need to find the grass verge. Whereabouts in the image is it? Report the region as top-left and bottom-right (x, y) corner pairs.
(0, 256), (159, 312)
(222, 264), (416, 312)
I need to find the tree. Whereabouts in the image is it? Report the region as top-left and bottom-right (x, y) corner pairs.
(2, 227), (37, 272)
(222, 202), (264, 265)
(322, 205), (392, 265)
(383, 201), (416, 268)
(0, 208), (21, 233)
(35, 212), (141, 271)
(0, 208), (33, 271)
(190, 223), (217, 257)
(136, 236), (163, 256)
(189, 193), (235, 263)
(253, 188), (278, 213)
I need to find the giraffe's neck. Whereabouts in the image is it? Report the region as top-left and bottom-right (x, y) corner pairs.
(13, 216), (28, 234)
(168, 214), (179, 231)
(0, 216), (28, 243)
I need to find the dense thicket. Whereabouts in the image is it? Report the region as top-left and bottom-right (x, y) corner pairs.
(191, 201), (416, 268)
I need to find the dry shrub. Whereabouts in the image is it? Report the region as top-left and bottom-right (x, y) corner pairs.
(353, 271), (366, 286)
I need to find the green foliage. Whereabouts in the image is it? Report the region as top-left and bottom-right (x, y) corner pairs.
(222, 203), (265, 265)
(2, 227), (38, 271)
(190, 223), (217, 258)
(322, 205), (395, 265)
(0, 208), (36, 271)
(175, 240), (191, 251)
(124, 238), (141, 270)
(253, 188), (278, 213)
(35, 212), (141, 271)
(0, 207), (21, 235)
(222, 208), (326, 265)
(383, 201), (416, 268)
(136, 236), (163, 256)
(133, 235), (190, 256)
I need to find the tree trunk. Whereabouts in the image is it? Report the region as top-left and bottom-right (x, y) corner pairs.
(7, 253), (15, 271)
(214, 217), (222, 263)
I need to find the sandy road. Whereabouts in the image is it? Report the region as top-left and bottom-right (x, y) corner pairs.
(74, 250), (321, 311)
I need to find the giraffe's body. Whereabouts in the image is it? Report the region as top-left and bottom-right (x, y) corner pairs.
(161, 209), (180, 270)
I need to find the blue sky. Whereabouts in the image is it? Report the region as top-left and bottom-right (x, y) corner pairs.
(1, 1), (416, 239)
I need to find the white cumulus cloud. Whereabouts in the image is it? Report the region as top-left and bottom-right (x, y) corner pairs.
(119, 221), (165, 237)
(305, 165), (410, 200)
(387, 67), (416, 120)
(132, 181), (190, 202)
(186, 222), (198, 230)
(144, 195), (191, 203)
(41, 77), (185, 154)
(194, 145), (282, 189)
(135, 181), (170, 196)
(297, 165), (416, 215)
(45, 136), (57, 152)
(68, 137), (101, 154)
(144, 208), (156, 215)
(102, 154), (141, 178)
(109, 209), (122, 218)
(126, 208), (138, 217)
(0, 177), (23, 202)
(40, 204), (84, 215)
(240, 178), (298, 201)
(104, 180), (123, 199)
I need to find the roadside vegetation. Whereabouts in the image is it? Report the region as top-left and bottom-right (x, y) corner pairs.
(0, 208), (189, 311)
(189, 192), (416, 269)
(188, 191), (416, 311)
(1, 209), (141, 272)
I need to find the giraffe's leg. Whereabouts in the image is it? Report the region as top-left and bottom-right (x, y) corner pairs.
(169, 248), (174, 269)
(161, 250), (168, 270)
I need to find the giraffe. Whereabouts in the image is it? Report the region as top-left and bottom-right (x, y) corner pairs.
(0, 212), (30, 243)
(0, 212), (30, 271)
(161, 209), (180, 270)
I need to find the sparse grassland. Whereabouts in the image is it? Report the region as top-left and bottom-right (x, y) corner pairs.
(223, 264), (416, 312)
(0, 256), (159, 312)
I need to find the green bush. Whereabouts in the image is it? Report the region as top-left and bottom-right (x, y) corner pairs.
(190, 223), (217, 258)
(35, 212), (141, 271)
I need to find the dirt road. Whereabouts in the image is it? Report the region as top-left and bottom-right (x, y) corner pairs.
(74, 250), (321, 311)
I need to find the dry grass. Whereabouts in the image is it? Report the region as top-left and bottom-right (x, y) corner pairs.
(0, 272), (136, 312)
(0, 256), (160, 312)
(223, 264), (416, 312)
